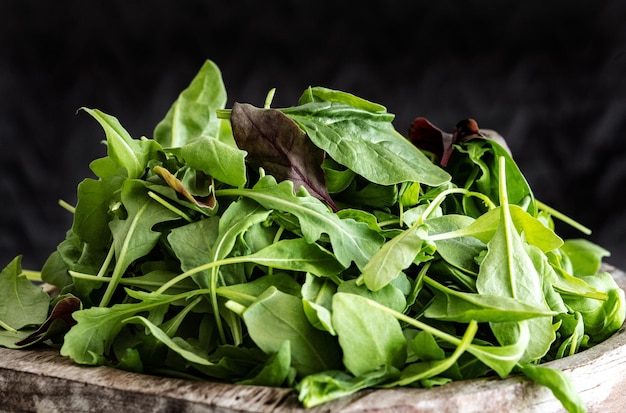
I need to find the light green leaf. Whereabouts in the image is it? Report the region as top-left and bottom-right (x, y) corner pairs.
(0, 256), (49, 331)
(181, 136), (247, 187)
(243, 287), (342, 377)
(154, 59), (227, 148)
(332, 292), (406, 376)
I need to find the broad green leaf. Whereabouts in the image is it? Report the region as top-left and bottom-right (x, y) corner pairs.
(168, 217), (220, 290)
(243, 287), (342, 377)
(216, 273), (302, 307)
(383, 321), (477, 387)
(332, 293), (406, 376)
(360, 223), (426, 291)
(154, 59), (227, 148)
(562, 271), (626, 343)
(302, 273), (337, 334)
(476, 158), (554, 362)
(0, 256), (49, 331)
(560, 239), (610, 276)
(282, 101), (450, 187)
(181, 136), (247, 187)
(61, 289), (206, 365)
(466, 321), (530, 377)
(245, 238), (344, 277)
(72, 174), (125, 248)
(217, 176), (384, 269)
(298, 86), (387, 113)
(337, 280), (406, 314)
(426, 214), (485, 273)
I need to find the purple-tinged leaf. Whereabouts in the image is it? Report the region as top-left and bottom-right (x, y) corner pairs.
(231, 102), (337, 211)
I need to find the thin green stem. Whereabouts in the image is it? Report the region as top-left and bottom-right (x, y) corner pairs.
(156, 256), (250, 295)
(97, 243), (116, 278)
(0, 319), (17, 333)
(536, 199), (592, 235)
(148, 191), (193, 222)
(58, 199), (76, 214)
(418, 188), (496, 225)
(22, 270), (42, 282)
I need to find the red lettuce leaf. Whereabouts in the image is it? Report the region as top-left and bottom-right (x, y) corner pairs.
(231, 102), (337, 210)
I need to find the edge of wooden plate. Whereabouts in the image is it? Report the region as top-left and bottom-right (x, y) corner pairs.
(1, 264), (625, 413)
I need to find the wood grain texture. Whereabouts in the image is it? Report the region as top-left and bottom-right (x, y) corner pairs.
(1, 265), (625, 413)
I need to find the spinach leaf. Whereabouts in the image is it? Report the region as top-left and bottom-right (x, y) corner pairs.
(0, 256), (49, 331)
(282, 101), (450, 187)
(154, 59), (227, 148)
(242, 287), (342, 377)
(332, 292), (406, 376)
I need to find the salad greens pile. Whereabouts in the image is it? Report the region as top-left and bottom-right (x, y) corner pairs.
(1, 59), (624, 412)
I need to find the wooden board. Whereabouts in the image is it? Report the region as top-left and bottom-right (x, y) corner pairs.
(1, 265), (626, 413)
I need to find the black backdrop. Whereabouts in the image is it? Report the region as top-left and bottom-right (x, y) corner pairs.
(2, 0), (626, 271)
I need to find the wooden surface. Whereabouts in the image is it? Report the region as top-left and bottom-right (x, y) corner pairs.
(1, 265), (625, 413)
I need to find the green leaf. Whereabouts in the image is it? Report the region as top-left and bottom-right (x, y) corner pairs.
(360, 223), (426, 291)
(217, 176), (384, 269)
(0, 256), (50, 332)
(424, 277), (557, 322)
(72, 174), (125, 249)
(82, 108), (157, 179)
(243, 287), (342, 377)
(237, 340), (292, 386)
(476, 158), (554, 362)
(332, 292), (406, 376)
(517, 363), (586, 413)
(61, 289), (204, 365)
(101, 179), (181, 306)
(154, 59), (227, 148)
(282, 101), (450, 187)
(296, 366), (399, 408)
(181, 136), (247, 187)
(245, 238), (345, 277)
(560, 239), (611, 277)
(123, 315), (214, 366)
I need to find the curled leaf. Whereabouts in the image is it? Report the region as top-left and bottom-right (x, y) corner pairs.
(408, 117), (510, 166)
(153, 165), (216, 210)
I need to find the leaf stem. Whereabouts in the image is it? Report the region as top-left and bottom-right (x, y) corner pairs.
(418, 188), (496, 225)
(0, 319), (18, 333)
(156, 256), (250, 294)
(58, 199), (76, 214)
(148, 191), (193, 222)
(535, 200), (592, 235)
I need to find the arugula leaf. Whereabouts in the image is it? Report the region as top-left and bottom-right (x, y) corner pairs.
(217, 176), (384, 269)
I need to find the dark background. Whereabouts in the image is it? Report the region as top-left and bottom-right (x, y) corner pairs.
(2, 0), (626, 271)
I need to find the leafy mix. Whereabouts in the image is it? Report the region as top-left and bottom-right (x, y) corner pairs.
(1, 59), (624, 413)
